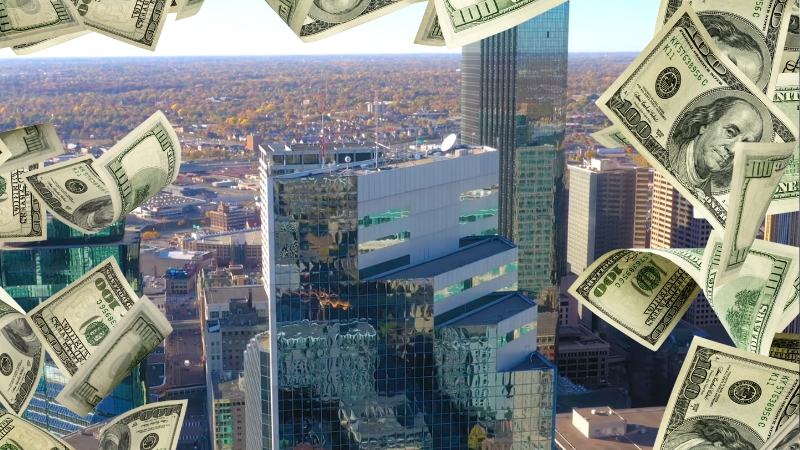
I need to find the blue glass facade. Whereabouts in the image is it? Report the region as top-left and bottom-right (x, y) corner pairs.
(0, 218), (145, 436)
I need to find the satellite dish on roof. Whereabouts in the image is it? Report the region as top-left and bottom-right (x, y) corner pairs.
(345, 156), (351, 163)
(441, 134), (457, 152)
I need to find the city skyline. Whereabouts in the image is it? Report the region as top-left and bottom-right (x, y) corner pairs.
(0, 0), (659, 59)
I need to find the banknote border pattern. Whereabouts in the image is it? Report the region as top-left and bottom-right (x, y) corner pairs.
(112, 402), (184, 450)
(3, 167), (44, 239)
(0, 319), (41, 414)
(84, 0), (166, 47)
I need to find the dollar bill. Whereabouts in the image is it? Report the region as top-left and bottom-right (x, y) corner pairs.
(596, 5), (799, 236)
(0, 139), (9, 169)
(568, 247), (703, 350)
(27, 256), (138, 379)
(0, 0), (86, 49)
(95, 111), (181, 221)
(262, 0), (424, 43)
(777, 271), (799, 332)
(0, 410), (75, 450)
(657, 0), (793, 94)
(767, 74), (800, 214)
(770, 333), (799, 363)
(777, 0), (799, 74)
(175, 0), (204, 20)
(0, 124), (64, 173)
(56, 296), (172, 416)
(24, 155), (116, 234)
(169, 0), (181, 13)
(0, 287), (41, 416)
(702, 232), (799, 355)
(11, 30), (91, 55)
(654, 336), (799, 450)
(591, 126), (632, 148)
(759, 414), (799, 450)
(99, 400), (187, 450)
(0, 165), (45, 243)
(432, 0), (567, 49)
(76, 0), (169, 51)
(414, 1), (445, 46)
(714, 141), (795, 286)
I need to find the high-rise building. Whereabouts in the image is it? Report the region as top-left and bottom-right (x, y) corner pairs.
(764, 211), (800, 333)
(0, 219), (146, 436)
(566, 158), (650, 274)
(461, 3), (570, 360)
(246, 147), (556, 449)
(649, 172), (717, 327)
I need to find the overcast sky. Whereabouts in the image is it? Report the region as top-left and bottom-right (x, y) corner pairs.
(0, 0), (659, 58)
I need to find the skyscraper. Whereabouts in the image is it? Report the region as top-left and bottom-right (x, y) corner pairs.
(461, 4), (570, 360)
(0, 219), (145, 436)
(248, 147), (557, 449)
(764, 211), (800, 334)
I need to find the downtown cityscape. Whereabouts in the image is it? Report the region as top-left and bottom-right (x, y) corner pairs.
(0, 1), (797, 450)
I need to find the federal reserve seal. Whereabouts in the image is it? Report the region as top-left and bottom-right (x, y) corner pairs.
(84, 321), (110, 346)
(65, 179), (88, 194)
(140, 433), (160, 450)
(655, 67), (681, 99)
(635, 266), (662, 293)
(0, 353), (12, 376)
(728, 380), (761, 405)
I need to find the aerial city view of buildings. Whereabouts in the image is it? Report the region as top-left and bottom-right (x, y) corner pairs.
(0, 2), (797, 450)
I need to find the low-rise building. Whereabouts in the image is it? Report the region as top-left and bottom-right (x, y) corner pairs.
(181, 229), (261, 268)
(208, 203), (255, 232)
(133, 193), (207, 219)
(555, 406), (665, 450)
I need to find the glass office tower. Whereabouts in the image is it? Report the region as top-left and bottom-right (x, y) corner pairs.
(461, 3), (570, 360)
(0, 218), (145, 436)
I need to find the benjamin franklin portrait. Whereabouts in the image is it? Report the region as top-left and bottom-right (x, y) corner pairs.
(699, 14), (769, 90)
(1, 318), (41, 359)
(309, 0), (370, 23)
(73, 195), (116, 231)
(669, 96), (765, 196)
(662, 419), (758, 450)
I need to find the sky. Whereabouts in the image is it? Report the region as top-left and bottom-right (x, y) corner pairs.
(0, 0), (659, 58)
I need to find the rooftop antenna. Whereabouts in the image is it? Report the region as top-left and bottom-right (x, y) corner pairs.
(442, 133), (457, 153)
(374, 91), (379, 170)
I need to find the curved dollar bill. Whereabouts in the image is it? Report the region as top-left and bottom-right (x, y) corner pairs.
(702, 231), (799, 355)
(75, 0), (169, 51)
(175, 0), (204, 20)
(0, 0), (86, 49)
(0, 287), (43, 416)
(567, 247), (704, 350)
(0, 124), (64, 173)
(759, 414), (799, 450)
(99, 400), (187, 450)
(596, 4), (799, 236)
(11, 31), (91, 56)
(714, 141), (796, 286)
(590, 126), (632, 148)
(414, 0), (445, 46)
(261, 0), (424, 43)
(656, 0), (793, 95)
(0, 138), (10, 169)
(0, 165), (46, 243)
(23, 111), (181, 235)
(56, 296), (172, 416)
(769, 333), (799, 363)
(0, 410), (75, 450)
(776, 0), (799, 74)
(654, 336), (799, 450)
(27, 256), (139, 379)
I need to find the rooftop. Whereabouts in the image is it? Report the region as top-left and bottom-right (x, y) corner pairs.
(140, 193), (206, 208)
(205, 285), (267, 305)
(508, 351), (556, 372)
(155, 249), (212, 260)
(211, 371), (246, 401)
(185, 228), (261, 246)
(276, 145), (497, 179)
(555, 406), (666, 450)
(436, 291), (535, 327)
(62, 421), (107, 450)
(370, 236), (515, 280)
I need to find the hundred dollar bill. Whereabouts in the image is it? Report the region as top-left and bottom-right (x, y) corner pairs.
(568, 247), (703, 350)
(0, 124), (64, 173)
(0, 165), (45, 243)
(169, 0), (180, 13)
(414, 1), (445, 46)
(24, 155), (116, 234)
(0, 410), (75, 450)
(56, 296), (172, 416)
(27, 256), (138, 379)
(657, 0), (793, 94)
(591, 126), (632, 148)
(0, 0), (86, 49)
(0, 287), (42, 416)
(596, 5), (799, 236)
(99, 400), (187, 450)
(76, 0), (169, 51)
(0, 139), (9, 169)
(759, 414), (799, 450)
(702, 232), (799, 355)
(95, 111), (181, 221)
(777, 0), (799, 74)
(262, 0), (424, 43)
(654, 337), (799, 450)
(11, 30), (91, 55)
(777, 270), (799, 332)
(432, 0), (567, 49)
(175, 0), (204, 20)
(714, 141), (795, 286)
(770, 333), (799, 363)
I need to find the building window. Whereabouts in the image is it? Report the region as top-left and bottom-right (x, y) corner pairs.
(498, 320), (537, 348)
(357, 206), (410, 228)
(459, 206), (498, 224)
(460, 185), (499, 201)
(359, 231), (411, 254)
(434, 262), (517, 301)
